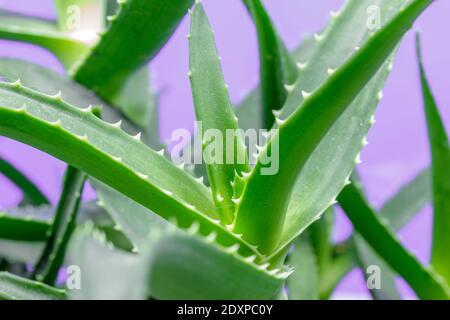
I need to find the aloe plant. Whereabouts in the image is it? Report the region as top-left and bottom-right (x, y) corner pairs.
(0, 0), (447, 300)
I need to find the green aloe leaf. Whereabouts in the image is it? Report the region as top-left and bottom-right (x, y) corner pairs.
(276, 0), (417, 259)
(0, 156), (49, 206)
(352, 169), (430, 299)
(287, 236), (318, 300)
(71, 188), (290, 300)
(53, 0), (156, 129)
(0, 10), (89, 69)
(320, 169), (430, 299)
(0, 211), (49, 242)
(235, 35), (317, 132)
(309, 207), (334, 274)
(72, 0), (194, 101)
(242, 0), (297, 129)
(354, 235), (401, 300)
(67, 224), (149, 299)
(32, 166), (86, 285)
(319, 248), (355, 299)
(148, 225), (289, 300)
(0, 81), (265, 259)
(0, 272), (66, 300)
(379, 168), (431, 229)
(188, 4), (250, 224)
(91, 180), (162, 251)
(234, 0), (433, 255)
(416, 33), (450, 284)
(338, 183), (450, 300)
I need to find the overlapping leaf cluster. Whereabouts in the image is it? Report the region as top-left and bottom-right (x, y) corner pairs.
(0, 0), (449, 300)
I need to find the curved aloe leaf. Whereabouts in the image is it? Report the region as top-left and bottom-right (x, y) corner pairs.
(309, 207), (334, 274)
(352, 168), (430, 299)
(338, 183), (450, 300)
(0, 272), (66, 300)
(0, 10), (89, 69)
(53, 0), (157, 129)
(354, 235), (401, 300)
(324, 168), (431, 298)
(72, 0), (194, 100)
(149, 225), (289, 300)
(234, 0), (433, 255)
(277, 0), (422, 259)
(189, 4), (250, 224)
(242, 0), (297, 129)
(92, 180), (163, 251)
(0, 212), (49, 242)
(379, 168), (431, 229)
(235, 35), (317, 132)
(416, 34), (450, 284)
(91, 179), (290, 299)
(0, 81), (265, 259)
(0, 156), (49, 206)
(32, 166), (86, 285)
(67, 224), (149, 299)
(69, 197), (290, 300)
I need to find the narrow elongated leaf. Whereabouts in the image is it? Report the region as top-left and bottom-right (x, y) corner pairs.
(319, 249), (355, 299)
(0, 10), (89, 69)
(72, 0), (194, 100)
(234, 0), (433, 255)
(0, 212), (49, 242)
(32, 166), (86, 285)
(416, 34), (450, 284)
(354, 235), (401, 300)
(189, 4), (250, 224)
(323, 169), (431, 298)
(338, 183), (450, 300)
(235, 35), (317, 132)
(53, 0), (157, 129)
(309, 207), (334, 273)
(276, 0), (414, 258)
(0, 272), (66, 300)
(242, 0), (297, 129)
(0, 156), (49, 206)
(287, 236), (318, 300)
(379, 168), (431, 229)
(352, 168), (430, 299)
(0, 81), (262, 259)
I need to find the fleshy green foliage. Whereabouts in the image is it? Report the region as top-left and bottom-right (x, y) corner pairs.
(287, 236), (319, 300)
(243, 0), (297, 129)
(0, 10), (89, 69)
(72, 0), (194, 101)
(188, 5), (250, 224)
(0, 0), (447, 300)
(0, 272), (67, 300)
(338, 182), (450, 300)
(32, 166), (86, 285)
(233, 0), (432, 255)
(416, 34), (450, 285)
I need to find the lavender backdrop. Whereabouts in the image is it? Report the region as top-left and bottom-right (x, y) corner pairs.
(0, 0), (449, 299)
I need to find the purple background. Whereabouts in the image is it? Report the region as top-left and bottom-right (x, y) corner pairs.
(1, 0), (449, 299)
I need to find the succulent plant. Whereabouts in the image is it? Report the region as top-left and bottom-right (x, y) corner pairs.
(0, 0), (448, 300)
